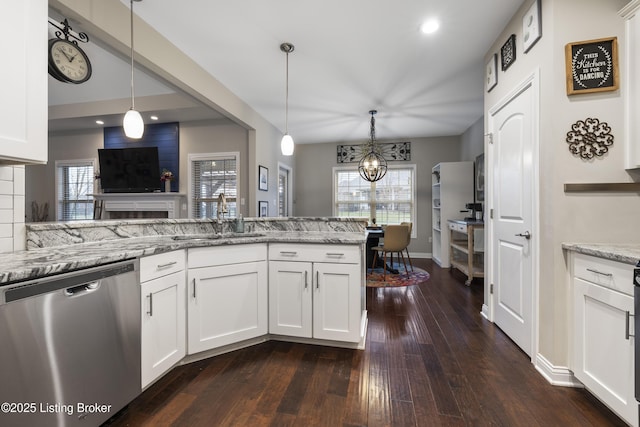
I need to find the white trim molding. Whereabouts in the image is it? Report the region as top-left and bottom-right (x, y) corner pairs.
(535, 353), (583, 388)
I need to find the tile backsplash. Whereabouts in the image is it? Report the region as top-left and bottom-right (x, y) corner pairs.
(0, 166), (26, 253)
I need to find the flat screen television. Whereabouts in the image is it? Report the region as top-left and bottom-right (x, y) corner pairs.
(98, 147), (161, 193)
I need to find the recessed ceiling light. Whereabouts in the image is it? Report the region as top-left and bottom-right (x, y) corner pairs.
(421, 19), (440, 34)
(95, 120), (104, 125)
(150, 115), (159, 121)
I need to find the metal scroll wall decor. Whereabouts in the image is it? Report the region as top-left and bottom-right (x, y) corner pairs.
(566, 117), (614, 160)
(337, 142), (411, 164)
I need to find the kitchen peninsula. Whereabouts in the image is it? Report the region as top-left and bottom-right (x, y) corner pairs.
(0, 217), (367, 426)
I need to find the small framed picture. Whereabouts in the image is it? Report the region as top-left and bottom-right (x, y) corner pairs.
(258, 165), (268, 191)
(523, 0), (542, 53)
(501, 34), (516, 71)
(259, 201), (268, 217)
(565, 37), (618, 95)
(486, 53), (497, 92)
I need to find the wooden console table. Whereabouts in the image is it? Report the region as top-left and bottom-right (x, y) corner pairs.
(448, 220), (484, 286)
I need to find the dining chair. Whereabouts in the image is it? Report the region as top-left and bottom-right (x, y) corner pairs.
(400, 222), (414, 272)
(370, 224), (410, 281)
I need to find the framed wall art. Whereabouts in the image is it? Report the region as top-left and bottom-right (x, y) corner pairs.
(523, 0), (542, 53)
(486, 53), (498, 92)
(501, 34), (516, 70)
(565, 37), (618, 95)
(258, 165), (268, 191)
(259, 201), (268, 217)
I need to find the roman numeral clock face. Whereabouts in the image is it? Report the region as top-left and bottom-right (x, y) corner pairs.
(48, 39), (92, 84)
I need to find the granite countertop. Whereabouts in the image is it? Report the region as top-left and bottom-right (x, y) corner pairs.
(1, 231), (366, 286)
(562, 243), (640, 265)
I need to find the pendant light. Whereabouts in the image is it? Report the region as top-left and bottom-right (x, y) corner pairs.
(123, 0), (144, 139)
(280, 43), (295, 156)
(358, 110), (388, 182)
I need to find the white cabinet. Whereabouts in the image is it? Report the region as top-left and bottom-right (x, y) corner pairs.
(139, 250), (186, 389)
(187, 244), (268, 354)
(431, 162), (474, 267)
(621, 1), (640, 169)
(269, 244), (362, 343)
(0, 1), (47, 164)
(571, 253), (637, 426)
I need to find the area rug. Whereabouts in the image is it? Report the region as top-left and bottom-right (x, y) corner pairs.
(366, 263), (430, 288)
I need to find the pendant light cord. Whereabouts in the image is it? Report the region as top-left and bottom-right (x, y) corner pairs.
(130, 0), (136, 110)
(285, 50), (289, 134)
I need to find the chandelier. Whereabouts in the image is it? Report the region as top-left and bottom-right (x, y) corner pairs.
(358, 110), (388, 182)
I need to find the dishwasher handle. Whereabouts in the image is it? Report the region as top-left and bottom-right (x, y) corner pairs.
(64, 281), (100, 297)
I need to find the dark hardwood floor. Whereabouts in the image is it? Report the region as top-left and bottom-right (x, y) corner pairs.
(105, 259), (627, 427)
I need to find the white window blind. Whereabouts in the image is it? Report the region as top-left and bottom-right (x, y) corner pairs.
(334, 165), (415, 226)
(56, 161), (95, 221)
(191, 154), (238, 219)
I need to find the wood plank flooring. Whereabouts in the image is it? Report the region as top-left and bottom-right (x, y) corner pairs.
(105, 259), (627, 427)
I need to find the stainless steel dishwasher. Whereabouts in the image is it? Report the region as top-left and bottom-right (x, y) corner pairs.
(0, 260), (141, 427)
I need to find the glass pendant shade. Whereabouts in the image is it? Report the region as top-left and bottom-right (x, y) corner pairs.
(281, 133), (294, 156)
(123, 108), (144, 139)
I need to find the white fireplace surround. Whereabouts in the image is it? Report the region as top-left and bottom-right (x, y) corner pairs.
(92, 193), (187, 219)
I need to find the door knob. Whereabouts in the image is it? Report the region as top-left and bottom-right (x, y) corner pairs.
(515, 231), (531, 240)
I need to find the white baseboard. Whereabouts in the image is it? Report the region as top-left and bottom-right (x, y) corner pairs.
(535, 353), (583, 388)
(481, 304), (490, 320)
(411, 252), (431, 259)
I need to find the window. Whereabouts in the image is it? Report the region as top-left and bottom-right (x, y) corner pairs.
(56, 160), (95, 221)
(189, 152), (239, 219)
(334, 165), (415, 230)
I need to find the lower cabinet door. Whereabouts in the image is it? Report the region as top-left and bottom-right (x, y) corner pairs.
(269, 261), (313, 338)
(188, 261), (268, 354)
(313, 263), (361, 342)
(141, 270), (186, 389)
(573, 277), (637, 426)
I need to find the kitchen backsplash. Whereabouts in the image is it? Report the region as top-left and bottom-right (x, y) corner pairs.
(0, 166), (25, 253)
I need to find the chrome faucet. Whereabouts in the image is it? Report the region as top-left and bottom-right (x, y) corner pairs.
(217, 193), (228, 219)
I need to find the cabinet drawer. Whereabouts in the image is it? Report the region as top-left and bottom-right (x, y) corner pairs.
(573, 253), (633, 296)
(448, 222), (467, 233)
(269, 243), (360, 264)
(188, 243), (267, 268)
(140, 250), (186, 283)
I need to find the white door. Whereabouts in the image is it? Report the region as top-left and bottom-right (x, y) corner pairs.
(313, 263), (361, 342)
(269, 260), (313, 338)
(187, 261), (268, 354)
(488, 75), (537, 357)
(141, 271), (186, 389)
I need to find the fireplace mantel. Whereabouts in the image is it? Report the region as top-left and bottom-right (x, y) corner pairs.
(92, 193), (187, 219)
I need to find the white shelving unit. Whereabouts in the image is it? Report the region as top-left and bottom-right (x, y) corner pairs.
(431, 162), (474, 267)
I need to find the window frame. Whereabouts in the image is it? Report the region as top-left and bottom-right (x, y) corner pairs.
(188, 151), (240, 219)
(332, 164), (417, 237)
(55, 158), (96, 221)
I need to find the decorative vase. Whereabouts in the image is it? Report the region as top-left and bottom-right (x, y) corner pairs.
(165, 180), (171, 193)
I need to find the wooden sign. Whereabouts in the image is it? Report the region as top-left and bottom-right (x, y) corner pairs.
(565, 37), (618, 95)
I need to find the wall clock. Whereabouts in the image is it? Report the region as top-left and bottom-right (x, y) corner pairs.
(48, 38), (92, 84)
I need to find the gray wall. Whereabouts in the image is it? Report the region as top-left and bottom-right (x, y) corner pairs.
(294, 136), (462, 256)
(460, 116), (484, 162)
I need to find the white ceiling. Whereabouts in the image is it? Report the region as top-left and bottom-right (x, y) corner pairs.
(49, 0), (525, 144)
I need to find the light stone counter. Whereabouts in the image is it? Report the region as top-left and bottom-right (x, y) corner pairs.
(562, 242), (640, 265)
(2, 218), (367, 285)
